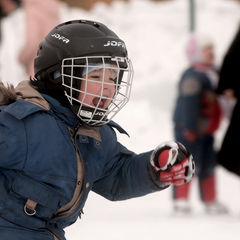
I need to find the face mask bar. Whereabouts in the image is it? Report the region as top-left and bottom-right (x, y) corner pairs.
(62, 56), (134, 126)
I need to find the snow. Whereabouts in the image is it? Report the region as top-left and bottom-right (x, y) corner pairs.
(1, 0), (240, 239)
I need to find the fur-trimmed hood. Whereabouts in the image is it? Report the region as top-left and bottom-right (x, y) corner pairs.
(0, 82), (18, 105)
(0, 80), (50, 110)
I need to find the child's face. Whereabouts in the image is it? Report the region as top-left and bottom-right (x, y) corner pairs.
(78, 68), (117, 109)
(201, 46), (215, 65)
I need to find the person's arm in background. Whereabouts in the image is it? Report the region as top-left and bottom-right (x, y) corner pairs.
(217, 25), (240, 99)
(216, 25), (240, 119)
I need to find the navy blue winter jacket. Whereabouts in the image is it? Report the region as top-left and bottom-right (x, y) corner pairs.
(0, 81), (164, 240)
(173, 67), (221, 135)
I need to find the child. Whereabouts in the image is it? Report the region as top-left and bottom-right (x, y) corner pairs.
(0, 20), (194, 240)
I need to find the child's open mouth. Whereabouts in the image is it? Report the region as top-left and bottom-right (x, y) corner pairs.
(92, 97), (107, 109)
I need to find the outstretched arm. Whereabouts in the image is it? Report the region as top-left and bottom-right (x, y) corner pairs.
(92, 141), (194, 201)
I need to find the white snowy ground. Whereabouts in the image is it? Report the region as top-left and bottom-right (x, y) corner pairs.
(1, 0), (240, 239)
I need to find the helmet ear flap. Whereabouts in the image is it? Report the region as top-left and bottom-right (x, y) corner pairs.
(35, 64), (61, 83)
(31, 64), (70, 107)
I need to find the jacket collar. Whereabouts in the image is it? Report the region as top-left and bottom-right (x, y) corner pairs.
(42, 93), (80, 129)
(15, 80), (50, 110)
(15, 81), (102, 140)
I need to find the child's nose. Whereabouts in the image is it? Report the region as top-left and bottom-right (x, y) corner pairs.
(101, 87), (113, 98)
(103, 80), (115, 92)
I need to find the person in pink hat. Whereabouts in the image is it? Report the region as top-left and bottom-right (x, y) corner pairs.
(172, 34), (228, 214)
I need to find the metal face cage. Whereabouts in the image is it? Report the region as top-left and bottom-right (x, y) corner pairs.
(62, 56), (133, 126)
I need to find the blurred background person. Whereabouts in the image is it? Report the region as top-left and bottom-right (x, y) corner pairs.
(216, 24), (240, 177)
(172, 34), (228, 215)
(0, 0), (19, 24)
(18, 0), (60, 77)
(0, 0), (21, 81)
(0, 0), (19, 23)
(0, 0), (60, 79)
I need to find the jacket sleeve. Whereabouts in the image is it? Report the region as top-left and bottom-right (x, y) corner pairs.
(92, 127), (168, 201)
(0, 108), (27, 169)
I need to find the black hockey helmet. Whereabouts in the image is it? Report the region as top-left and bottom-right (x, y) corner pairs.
(32, 20), (133, 126)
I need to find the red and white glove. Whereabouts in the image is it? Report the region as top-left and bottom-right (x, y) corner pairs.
(150, 141), (195, 186)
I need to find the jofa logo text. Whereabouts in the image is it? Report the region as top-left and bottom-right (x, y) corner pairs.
(104, 41), (125, 48)
(51, 33), (70, 44)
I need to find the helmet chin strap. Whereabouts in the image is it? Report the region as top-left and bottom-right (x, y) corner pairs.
(76, 105), (108, 126)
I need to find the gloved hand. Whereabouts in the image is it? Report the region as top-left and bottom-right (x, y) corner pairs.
(150, 141), (195, 186)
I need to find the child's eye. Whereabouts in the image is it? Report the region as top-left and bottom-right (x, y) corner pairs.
(89, 75), (101, 80)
